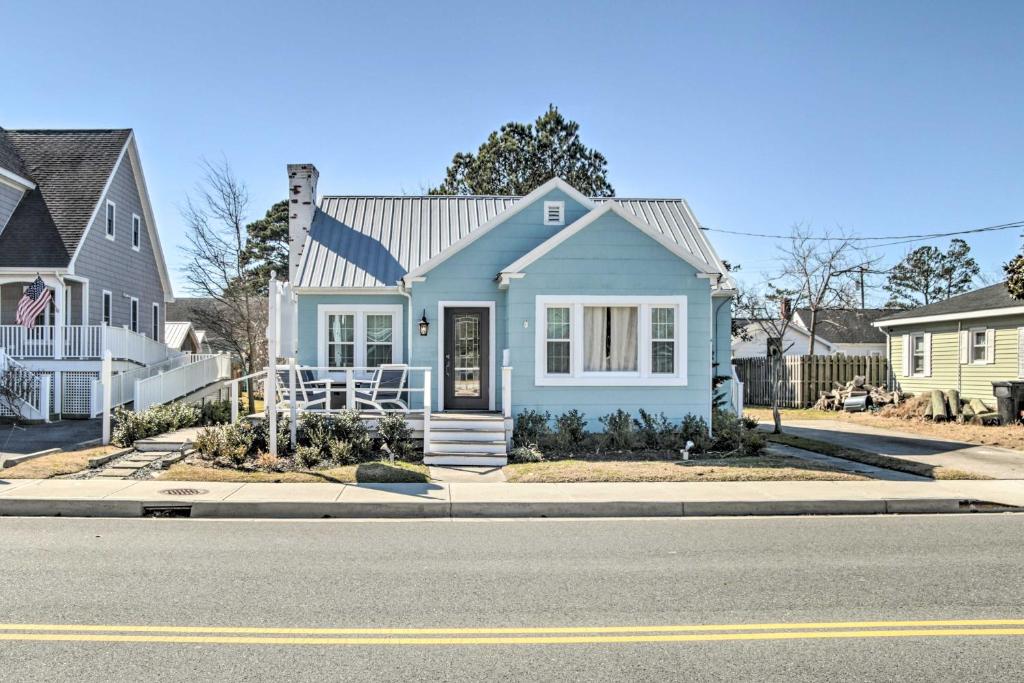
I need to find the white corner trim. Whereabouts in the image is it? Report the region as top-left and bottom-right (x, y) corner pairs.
(315, 303), (404, 370)
(402, 178), (596, 284)
(873, 305), (1024, 328)
(500, 202), (719, 278)
(533, 295), (689, 387)
(436, 300), (496, 412)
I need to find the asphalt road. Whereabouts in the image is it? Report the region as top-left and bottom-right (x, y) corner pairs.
(1, 514), (1024, 681)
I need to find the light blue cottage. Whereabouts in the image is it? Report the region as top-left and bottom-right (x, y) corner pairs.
(285, 164), (736, 465)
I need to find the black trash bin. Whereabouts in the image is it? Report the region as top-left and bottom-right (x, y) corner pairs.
(991, 381), (1024, 424)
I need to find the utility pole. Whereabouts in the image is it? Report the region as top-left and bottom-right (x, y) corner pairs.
(859, 266), (866, 309)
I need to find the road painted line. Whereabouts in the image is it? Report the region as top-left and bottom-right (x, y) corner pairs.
(0, 628), (1024, 646)
(0, 619), (1023, 637)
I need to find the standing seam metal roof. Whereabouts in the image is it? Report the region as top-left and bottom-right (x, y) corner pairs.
(297, 194), (727, 289)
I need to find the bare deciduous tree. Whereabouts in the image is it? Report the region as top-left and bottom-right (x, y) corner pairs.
(776, 225), (870, 353)
(180, 159), (265, 415)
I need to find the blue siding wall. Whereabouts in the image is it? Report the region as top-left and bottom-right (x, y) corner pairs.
(506, 211), (713, 428)
(712, 294), (734, 407)
(407, 188), (589, 408)
(296, 294), (409, 366)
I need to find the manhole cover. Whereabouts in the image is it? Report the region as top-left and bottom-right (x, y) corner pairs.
(159, 488), (208, 496)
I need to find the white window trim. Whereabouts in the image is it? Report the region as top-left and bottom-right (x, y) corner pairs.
(316, 304), (404, 372)
(436, 300), (497, 412)
(152, 302), (160, 341)
(906, 332), (931, 377)
(968, 326), (988, 365)
(129, 296), (139, 333)
(105, 201), (116, 240)
(543, 200), (565, 226)
(534, 295), (688, 386)
(102, 290), (112, 326)
(132, 213), (141, 251)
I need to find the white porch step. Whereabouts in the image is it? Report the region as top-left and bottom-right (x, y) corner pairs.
(424, 453), (508, 466)
(430, 416), (505, 431)
(429, 428), (505, 441)
(427, 440), (506, 454)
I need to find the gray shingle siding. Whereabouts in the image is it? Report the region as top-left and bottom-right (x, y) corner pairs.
(73, 155), (166, 338)
(0, 183), (23, 234)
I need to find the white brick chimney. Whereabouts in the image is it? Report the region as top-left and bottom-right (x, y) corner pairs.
(287, 163), (319, 282)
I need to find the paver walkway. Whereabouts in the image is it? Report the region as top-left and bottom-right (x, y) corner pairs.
(779, 419), (1024, 479)
(765, 443), (927, 481)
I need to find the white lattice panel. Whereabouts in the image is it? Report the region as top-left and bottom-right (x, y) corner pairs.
(63, 371), (98, 416)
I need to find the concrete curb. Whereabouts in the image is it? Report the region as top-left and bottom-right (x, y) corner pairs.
(0, 496), (968, 519)
(87, 447), (134, 469)
(0, 448), (60, 468)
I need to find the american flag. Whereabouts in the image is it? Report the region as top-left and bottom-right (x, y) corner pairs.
(15, 276), (52, 329)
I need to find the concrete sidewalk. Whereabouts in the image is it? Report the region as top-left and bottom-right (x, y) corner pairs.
(781, 419), (1024, 479)
(1, 477), (1022, 518)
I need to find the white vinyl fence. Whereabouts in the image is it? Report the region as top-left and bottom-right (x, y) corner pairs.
(90, 354), (190, 416)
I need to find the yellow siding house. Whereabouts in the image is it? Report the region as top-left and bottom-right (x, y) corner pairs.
(874, 283), (1024, 402)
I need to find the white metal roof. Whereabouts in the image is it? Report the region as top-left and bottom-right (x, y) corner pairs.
(295, 193), (729, 289)
(164, 321), (198, 351)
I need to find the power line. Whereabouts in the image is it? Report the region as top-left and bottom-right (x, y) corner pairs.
(701, 220), (1024, 244)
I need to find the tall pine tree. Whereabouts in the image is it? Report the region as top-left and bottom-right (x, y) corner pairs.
(884, 238), (979, 308)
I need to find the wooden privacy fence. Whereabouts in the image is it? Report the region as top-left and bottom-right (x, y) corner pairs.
(734, 355), (890, 408)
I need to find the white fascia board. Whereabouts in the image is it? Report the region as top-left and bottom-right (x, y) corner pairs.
(872, 306), (1024, 328)
(401, 177), (596, 284)
(293, 286), (401, 295)
(500, 202), (720, 278)
(0, 166), (35, 191)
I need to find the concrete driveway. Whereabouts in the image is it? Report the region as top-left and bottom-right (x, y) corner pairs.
(0, 419), (101, 457)
(779, 419), (1024, 479)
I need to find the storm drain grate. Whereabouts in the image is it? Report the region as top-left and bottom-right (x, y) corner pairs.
(159, 488), (208, 496)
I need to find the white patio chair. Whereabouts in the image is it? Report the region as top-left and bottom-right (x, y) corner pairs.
(352, 364), (409, 412)
(275, 368), (328, 412)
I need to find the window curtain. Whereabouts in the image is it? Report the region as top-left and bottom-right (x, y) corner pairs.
(584, 307), (607, 372)
(609, 307), (637, 371)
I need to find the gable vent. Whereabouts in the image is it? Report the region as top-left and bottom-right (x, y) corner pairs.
(544, 201), (565, 226)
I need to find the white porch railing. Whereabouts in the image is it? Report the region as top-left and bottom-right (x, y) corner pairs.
(134, 353), (232, 412)
(0, 347), (50, 422)
(90, 354), (194, 415)
(0, 324), (172, 365)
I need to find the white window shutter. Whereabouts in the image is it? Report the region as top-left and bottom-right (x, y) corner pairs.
(923, 333), (932, 377)
(985, 328), (996, 364)
(959, 330), (969, 365)
(901, 334), (911, 376)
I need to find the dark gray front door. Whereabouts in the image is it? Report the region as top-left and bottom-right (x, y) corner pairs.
(443, 307), (490, 411)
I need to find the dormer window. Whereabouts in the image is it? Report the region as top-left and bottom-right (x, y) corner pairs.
(543, 201), (565, 226)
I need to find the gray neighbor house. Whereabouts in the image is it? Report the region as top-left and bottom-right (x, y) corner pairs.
(0, 127), (175, 418)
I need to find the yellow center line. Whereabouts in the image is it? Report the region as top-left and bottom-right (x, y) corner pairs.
(0, 628), (1023, 646)
(0, 618), (1022, 636)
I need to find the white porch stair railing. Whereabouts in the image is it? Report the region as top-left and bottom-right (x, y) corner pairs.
(0, 347), (50, 422)
(134, 353), (232, 412)
(90, 353), (192, 416)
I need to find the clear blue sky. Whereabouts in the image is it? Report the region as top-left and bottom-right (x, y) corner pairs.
(3, 0), (1021, 301)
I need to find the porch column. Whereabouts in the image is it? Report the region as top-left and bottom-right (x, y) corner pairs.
(49, 276), (64, 360)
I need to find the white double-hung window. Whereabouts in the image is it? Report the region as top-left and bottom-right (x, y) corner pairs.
(317, 304), (403, 369)
(535, 295), (687, 386)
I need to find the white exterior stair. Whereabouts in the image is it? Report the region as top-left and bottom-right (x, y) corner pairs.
(425, 412), (508, 466)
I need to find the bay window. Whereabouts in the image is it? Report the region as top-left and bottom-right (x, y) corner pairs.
(317, 305), (403, 369)
(535, 296), (687, 386)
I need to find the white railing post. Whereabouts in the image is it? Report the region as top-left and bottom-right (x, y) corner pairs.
(346, 368), (355, 409)
(267, 367), (277, 458)
(134, 378), (144, 412)
(502, 366), (513, 419)
(289, 358), (298, 449)
(325, 379), (333, 415)
(423, 369), (431, 456)
(101, 350), (112, 445)
(39, 377), (51, 423)
(230, 379), (239, 423)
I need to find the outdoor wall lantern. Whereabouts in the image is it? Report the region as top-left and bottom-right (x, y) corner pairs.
(418, 310), (430, 336)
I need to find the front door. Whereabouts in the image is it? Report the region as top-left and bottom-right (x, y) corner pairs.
(443, 307), (490, 411)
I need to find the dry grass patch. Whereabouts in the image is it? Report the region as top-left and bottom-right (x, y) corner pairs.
(503, 455), (867, 483)
(161, 460), (429, 484)
(764, 433), (990, 480)
(0, 446), (120, 479)
(746, 406), (1024, 452)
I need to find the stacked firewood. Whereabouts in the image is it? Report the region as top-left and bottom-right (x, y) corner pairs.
(812, 375), (901, 411)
